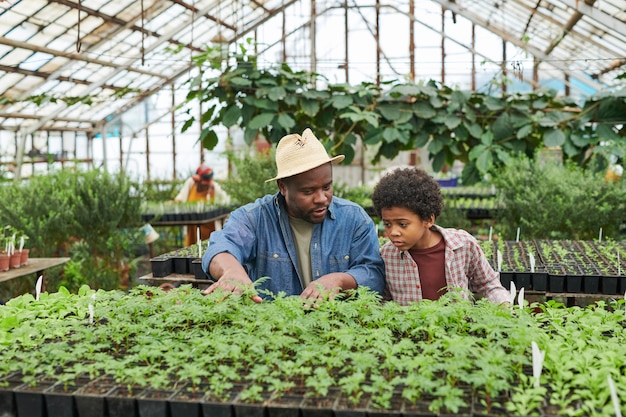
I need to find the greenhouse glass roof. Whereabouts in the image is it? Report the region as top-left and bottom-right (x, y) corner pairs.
(0, 0), (624, 135)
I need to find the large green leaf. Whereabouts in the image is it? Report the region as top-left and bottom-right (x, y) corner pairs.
(388, 84), (423, 97)
(569, 131), (589, 147)
(267, 86), (287, 101)
(330, 95), (353, 110)
(199, 128), (219, 150)
(248, 113), (275, 130)
(492, 113), (513, 140)
(465, 122), (483, 139)
(483, 96), (505, 111)
(444, 116), (462, 130)
(222, 105), (241, 127)
(228, 77), (252, 87)
(413, 102), (436, 119)
(413, 131), (430, 148)
(301, 98), (320, 116)
(382, 127), (409, 144)
(363, 128), (384, 145)
(277, 113), (296, 130)
(543, 129), (566, 147)
(516, 123), (533, 139)
(378, 103), (413, 123)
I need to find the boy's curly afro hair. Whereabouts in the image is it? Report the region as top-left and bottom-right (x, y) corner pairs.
(371, 167), (444, 221)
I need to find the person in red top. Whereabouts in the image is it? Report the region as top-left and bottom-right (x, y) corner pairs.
(371, 167), (509, 305)
(174, 164), (229, 246)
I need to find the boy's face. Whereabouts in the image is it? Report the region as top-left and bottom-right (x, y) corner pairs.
(278, 163), (333, 224)
(380, 206), (434, 251)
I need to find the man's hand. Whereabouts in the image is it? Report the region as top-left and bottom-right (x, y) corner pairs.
(203, 253), (262, 303)
(203, 275), (262, 303)
(300, 272), (356, 305)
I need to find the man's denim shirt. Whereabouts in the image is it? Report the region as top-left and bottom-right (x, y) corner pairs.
(202, 193), (386, 298)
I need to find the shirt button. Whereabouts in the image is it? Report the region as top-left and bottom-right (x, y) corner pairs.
(416, 285), (420, 288)
(344, 255), (349, 260)
(273, 254), (278, 258)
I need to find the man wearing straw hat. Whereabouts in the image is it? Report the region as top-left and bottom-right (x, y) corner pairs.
(202, 128), (385, 303)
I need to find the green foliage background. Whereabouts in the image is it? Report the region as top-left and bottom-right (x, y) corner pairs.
(490, 153), (626, 240)
(0, 169), (145, 298)
(183, 43), (625, 185)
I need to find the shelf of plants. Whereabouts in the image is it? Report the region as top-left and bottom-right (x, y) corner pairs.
(1, 285), (625, 417)
(480, 240), (626, 295)
(141, 202), (232, 223)
(150, 243), (206, 278)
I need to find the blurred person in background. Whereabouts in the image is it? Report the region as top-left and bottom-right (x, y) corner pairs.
(174, 164), (229, 246)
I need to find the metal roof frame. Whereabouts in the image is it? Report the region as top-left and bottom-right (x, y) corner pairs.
(0, 0), (624, 162)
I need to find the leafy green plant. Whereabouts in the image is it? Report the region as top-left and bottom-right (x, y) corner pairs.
(182, 43), (625, 185)
(1, 284), (625, 416)
(0, 168), (145, 293)
(490, 153), (626, 240)
(218, 149), (277, 205)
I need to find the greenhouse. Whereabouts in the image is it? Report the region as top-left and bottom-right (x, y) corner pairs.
(0, 1), (625, 416)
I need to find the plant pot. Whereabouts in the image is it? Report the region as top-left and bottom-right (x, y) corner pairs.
(532, 272), (548, 292)
(192, 259), (206, 280)
(106, 386), (138, 417)
(173, 257), (189, 274)
(45, 384), (77, 417)
(137, 389), (176, 417)
(601, 276), (620, 295)
(566, 275), (582, 293)
(300, 394), (337, 417)
(514, 273), (532, 291)
(499, 272), (513, 290)
(582, 275), (600, 294)
(548, 274), (566, 293)
(9, 252), (21, 269)
(169, 387), (203, 417)
(0, 252), (9, 272)
(266, 393), (305, 417)
(150, 257), (173, 277)
(0, 375), (22, 417)
(15, 382), (55, 417)
(74, 379), (116, 417)
(19, 248), (30, 266)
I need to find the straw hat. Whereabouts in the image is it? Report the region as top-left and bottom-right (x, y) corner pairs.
(266, 128), (345, 182)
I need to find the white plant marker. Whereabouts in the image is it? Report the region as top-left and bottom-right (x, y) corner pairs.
(516, 227), (520, 242)
(608, 375), (622, 417)
(529, 252), (535, 273)
(618, 251), (621, 276)
(509, 281), (517, 307)
(88, 293), (96, 324)
(35, 275), (43, 301)
(19, 236), (24, 252)
(497, 250), (502, 272)
(197, 228), (201, 251)
(518, 288), (525, 310)
(531, 341), (545, 388)
(488, 226), (493, 242)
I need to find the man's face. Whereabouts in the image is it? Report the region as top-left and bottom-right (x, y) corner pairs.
(278, 163), (333, 224)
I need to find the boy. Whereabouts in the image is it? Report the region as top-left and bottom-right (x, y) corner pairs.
(371, 167), (509, 305)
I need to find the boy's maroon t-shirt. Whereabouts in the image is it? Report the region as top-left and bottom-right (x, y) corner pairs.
(408, 238), (447, 300)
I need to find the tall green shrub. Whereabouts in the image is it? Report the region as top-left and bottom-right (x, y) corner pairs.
(490, 154), (625, 240)
(0, 169), (144, 293)
(219, 149), (277, 205)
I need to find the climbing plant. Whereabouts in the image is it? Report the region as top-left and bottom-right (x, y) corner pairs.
(182, 42), (625, 185)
